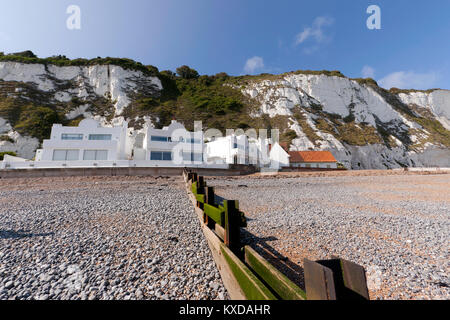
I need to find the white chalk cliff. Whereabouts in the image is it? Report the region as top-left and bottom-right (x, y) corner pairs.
(0, 60), (448, 169)
(0, 61), (161, 159)
(241, 73), (450, 169)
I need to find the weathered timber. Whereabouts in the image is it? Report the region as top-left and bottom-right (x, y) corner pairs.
(186, 183), (247, 299)
(220, 244), (277, 300)
(304, 259), (337, 300)
(245, 246), (306, 300)
(203, 203), (225, 226)
(223, 200), (241, 253)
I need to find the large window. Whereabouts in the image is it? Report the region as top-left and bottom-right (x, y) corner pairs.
(88, 134), (112, 141)
(151, 136), (169, 142)
(61, 134), (83, 140)
(150, 151), (172, 161)
(52, 150), (79, 161)
(83, 150), (108, 161)
(182, 152), (203, 162)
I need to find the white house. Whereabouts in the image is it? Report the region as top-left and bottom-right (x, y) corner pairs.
(139, 120), (205, 165)
(206, 134), (249, 165)
(37, 118), (129, 162)
(269, 142), (290, 169)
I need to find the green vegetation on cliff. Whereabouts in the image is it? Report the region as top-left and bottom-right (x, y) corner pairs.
(123, 71), (262, 132)
(0, 98), (61, 141)
(0, 151), (17, 160)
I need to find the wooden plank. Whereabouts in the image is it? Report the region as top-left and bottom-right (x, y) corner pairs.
(196, 194), (205, 203)
(191, 182), (198, 195)
(303, 259), (337, 300)
(220, 244), (277, 300)
(204, 203), (224, 226)
(214, 223), (225, 241)
(244, 246), (306, 300)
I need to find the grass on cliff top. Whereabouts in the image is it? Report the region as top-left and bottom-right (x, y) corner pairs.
(389, 88), (440, 95)
(0, 51), (159, 77)
(226, 70), (346, 86)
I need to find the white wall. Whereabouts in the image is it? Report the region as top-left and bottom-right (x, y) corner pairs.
(269, 143), (290, 169)
(206, 135), (249, 165)
(1, 159), (229, 170)
(291, 162), (338, 169)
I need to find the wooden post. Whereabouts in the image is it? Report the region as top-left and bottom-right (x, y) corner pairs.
(304, 258), (369, 300)
(332, 256), (370, 300)
(198, 176), (205, 188)
(303, 259), (336, 300)
(224, 200), (241, 253)
(204, 187), (216, 229)
(205, 187), (215, 205)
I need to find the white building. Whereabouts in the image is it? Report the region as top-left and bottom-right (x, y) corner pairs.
(138, 120), (205, 165)
(37, 119), (129, 162)
(269, 142), (290, 169)
(288, 151), (338, 169)
(206, 134), (249, 165)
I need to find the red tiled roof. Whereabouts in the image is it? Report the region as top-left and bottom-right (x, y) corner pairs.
(288, 151), (337, 163)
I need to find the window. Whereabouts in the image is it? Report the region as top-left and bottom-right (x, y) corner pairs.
(52, 150), (79, 161)
(150, 151), (162, 160)
(151, 136), (169, 142)
(83, 150), (108, 160)
(89, 134), (112, 141)
(61, 134), (83, 140)
(182, 152), (203, 162)
(150, 151), (172, 161)
(187, 138), (201, 144)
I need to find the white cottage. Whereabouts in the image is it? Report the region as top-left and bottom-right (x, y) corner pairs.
(37, 119), (129, 162)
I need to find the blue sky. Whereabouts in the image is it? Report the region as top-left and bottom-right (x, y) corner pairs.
(1, 0), (449, 89)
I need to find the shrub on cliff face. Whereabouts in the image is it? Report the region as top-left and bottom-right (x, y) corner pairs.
(0, 151), (17, 160)
(0, 135), (14, 143)
(14, 106), (59, 141)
